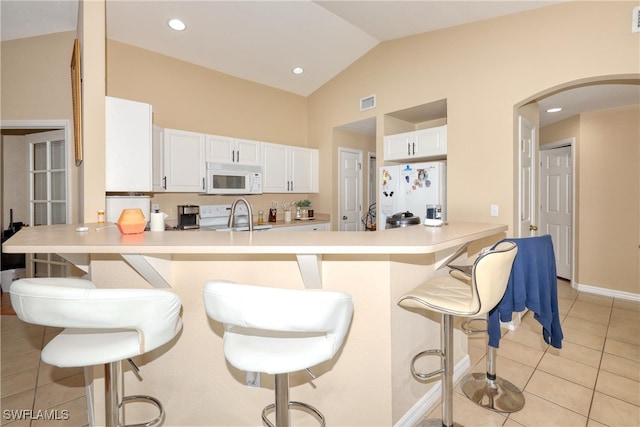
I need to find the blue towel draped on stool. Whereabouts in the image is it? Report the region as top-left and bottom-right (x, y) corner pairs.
(487, 235), (563, 349)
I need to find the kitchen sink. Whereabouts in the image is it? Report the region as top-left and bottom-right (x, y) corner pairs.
(206, 224), (272, 232)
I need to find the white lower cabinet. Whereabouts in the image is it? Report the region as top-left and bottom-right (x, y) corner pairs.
(271, 223), (329, 231)
(262, 142), (318, 193)
(152, 127), (205, 192)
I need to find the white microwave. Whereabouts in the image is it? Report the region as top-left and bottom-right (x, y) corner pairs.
(204, 162), (263, 195)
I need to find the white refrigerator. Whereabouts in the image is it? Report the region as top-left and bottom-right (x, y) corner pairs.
(378, 161), (447, 229)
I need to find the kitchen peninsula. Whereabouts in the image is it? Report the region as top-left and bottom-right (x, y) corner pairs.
(3, 222), (506, 426)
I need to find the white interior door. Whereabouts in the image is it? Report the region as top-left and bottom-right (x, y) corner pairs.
(27, 129), (70, 278)
(540, 142), (573, 280)
(519, 116), (537, 237)
(338, 148), (362, 231)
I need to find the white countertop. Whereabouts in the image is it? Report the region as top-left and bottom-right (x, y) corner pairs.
(2, 221), (507, 255)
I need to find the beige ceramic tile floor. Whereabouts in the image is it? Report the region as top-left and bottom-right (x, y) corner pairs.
(1, 294), (87, 427)
(420, 279), (640, 427)
(1, 280), (639, 426)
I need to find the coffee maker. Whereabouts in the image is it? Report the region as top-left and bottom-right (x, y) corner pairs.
(177, 205), (199, 229)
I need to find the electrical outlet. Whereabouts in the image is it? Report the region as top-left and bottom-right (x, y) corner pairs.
(246, 371), (260, 388)
(490, 204), (499, 217)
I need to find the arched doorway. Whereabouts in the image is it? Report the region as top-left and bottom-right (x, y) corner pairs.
(515, 76), (640, 297)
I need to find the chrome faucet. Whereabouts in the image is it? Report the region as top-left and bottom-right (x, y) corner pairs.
(227, 197), (254, 231)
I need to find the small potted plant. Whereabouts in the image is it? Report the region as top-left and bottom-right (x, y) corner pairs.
(294, 199), (312, 219)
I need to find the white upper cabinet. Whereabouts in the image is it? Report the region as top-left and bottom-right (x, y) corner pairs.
(105, 96), (152, 191)
(152, 127), (205, 192)
(262, 143), (318, 193)
(205, 135), (261, 166)
(384, 125), (447, 161)
(152, 125), (165, 192)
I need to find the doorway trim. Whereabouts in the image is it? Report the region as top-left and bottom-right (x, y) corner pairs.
(1, 120), (72, 225)
(518, 115), (536, 237)
(1, 120), (73, 278)
(540, 138), (576, 284)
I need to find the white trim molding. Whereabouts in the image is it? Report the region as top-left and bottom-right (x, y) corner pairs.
(573, 282), (640, 302)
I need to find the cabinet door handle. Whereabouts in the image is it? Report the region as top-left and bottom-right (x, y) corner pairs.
(236, 150), (239, 162)
(163, 176), (167, 190)
(202, 177), (205, 190)
(412, 142), (415, 155)
(407, 143), (411, 156)
(232, 150), (235, 162)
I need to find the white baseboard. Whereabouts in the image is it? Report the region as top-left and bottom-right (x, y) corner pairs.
(395, 355), (471, 427)
(573, 281), (640, 302)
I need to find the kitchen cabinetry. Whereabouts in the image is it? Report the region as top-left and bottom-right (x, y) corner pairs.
(262, 143), (318, 193)
(205, 135), (261, 166)
(384, 125), (447, 161)
(105, 96), (152, 191)
(152, 127), (205, 192)
(271, 222), (329, 231)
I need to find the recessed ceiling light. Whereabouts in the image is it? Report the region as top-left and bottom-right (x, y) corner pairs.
(292, 67), (304, 75)
(168, 19), (186, 31)
(546, 107), (563, 113)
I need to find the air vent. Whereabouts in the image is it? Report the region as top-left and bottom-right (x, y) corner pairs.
(360, 95), (376, 111)
(633, 6), (640, 33)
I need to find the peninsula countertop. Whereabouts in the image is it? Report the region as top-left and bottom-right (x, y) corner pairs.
(2, 221), (507, 255)
(1, 221), (509, 426)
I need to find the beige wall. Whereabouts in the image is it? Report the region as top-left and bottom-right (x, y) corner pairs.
(581, 106), (639, 294)
(2, 1), (639, 292)
(540, 106), (640, 294)
(105, 40), (312, 219)
(308, 1), (639, 235)
(78, 0), (106, 222)
(0, 31), (80, 223)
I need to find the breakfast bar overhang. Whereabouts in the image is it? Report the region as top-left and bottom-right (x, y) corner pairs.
(3, 222), (507, 426)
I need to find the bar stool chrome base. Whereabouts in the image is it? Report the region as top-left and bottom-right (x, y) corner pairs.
(460, 373), (525, 413)
(460, 315), (524, 414)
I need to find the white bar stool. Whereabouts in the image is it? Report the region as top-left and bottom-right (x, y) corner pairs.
(10, 278), (183, 427)
(203, 280), (353, 427)
(398, 241), (517, 427)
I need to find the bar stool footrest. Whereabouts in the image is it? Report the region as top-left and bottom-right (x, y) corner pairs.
(460, 372), (525, 413)
(121, 394), (164, 427)
(262, 401), (326, 427)
(411, 349), (444, 380)
(461, 317), (487, 335)
(415, 418), (463, 427)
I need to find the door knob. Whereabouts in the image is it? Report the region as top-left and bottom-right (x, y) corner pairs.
(529, 225), (538, 231)
(342, 216), (348, 220)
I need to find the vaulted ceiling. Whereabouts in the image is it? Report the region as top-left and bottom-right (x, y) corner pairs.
(2, 0), (638, 127)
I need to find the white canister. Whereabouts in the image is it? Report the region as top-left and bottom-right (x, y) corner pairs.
(150, 212), (168, 231)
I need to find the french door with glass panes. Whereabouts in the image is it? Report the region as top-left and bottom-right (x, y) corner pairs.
(28, 130), (70, 277)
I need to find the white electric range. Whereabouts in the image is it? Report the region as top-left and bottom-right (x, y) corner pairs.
(199, 204), (272, 231)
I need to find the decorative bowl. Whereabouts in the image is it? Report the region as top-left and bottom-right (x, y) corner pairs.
(116, 209), (147, 234)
